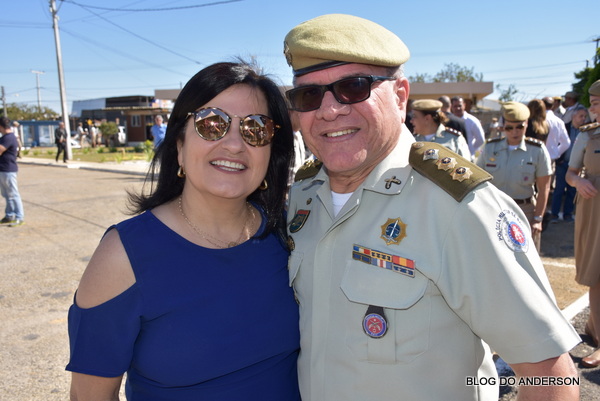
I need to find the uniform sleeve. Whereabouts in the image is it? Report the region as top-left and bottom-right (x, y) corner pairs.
(435, 184), (580, 364)
(536, 143), (552, 177)
(568, 132), (589, 169)
(66, 285), (142, 377)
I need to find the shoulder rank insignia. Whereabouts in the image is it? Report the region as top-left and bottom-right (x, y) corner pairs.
(445, 127), (461, 137)
(486, 136), (505, 143)
(580, 122), (600, 133)
(380, 217), (407, 245)
(409, 142), (492, 202)
(294, 159), (323, 182)
(524, 137), (543, 147)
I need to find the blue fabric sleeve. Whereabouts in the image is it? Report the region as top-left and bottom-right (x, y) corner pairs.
(66, 285), (143, 377)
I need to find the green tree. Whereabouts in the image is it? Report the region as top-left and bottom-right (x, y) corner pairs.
(573, 49), (600, 107)
(433, 63), (483, 83)
(99, 121), (119, 146)
(409, 63), (484, 83)
(1, 103), (60, 121)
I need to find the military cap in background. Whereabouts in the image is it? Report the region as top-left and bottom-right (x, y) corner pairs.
(283, 14), (410, 76)
(589, 79), (600, 97)
(502, 102), (530, 122)
(412, 99), (443, 113)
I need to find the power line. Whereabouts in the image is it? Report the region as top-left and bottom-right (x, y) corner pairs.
(61, 0), (243, 12)
(65, 2), (204, 65)
(413, 41), (589, 57)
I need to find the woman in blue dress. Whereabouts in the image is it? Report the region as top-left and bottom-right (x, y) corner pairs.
(66, 62), (300, 400)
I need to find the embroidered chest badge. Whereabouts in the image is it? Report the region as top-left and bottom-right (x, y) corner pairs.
(380, 217), (407, 246)
(495, 209), (529, 252)
(289, 209), (310, 233)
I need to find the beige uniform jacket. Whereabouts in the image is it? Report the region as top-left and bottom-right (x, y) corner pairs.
(414, 124), (471, 159)
(476, 136), (552, 200)
(287, 129), (579, 401)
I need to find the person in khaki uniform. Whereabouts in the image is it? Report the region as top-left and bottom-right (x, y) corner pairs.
(284, 14), (579, 401)
(476, 102), (552, 251)
(410, 99), (471, 158)
(567, 79), (600, 367)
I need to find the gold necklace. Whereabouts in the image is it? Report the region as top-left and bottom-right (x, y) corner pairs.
(178, 196), (254, 248)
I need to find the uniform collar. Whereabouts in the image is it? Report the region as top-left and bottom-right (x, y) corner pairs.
(299, 125), (415, 197)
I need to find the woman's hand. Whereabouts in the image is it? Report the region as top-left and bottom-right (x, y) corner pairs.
(575, 177), (598, 199)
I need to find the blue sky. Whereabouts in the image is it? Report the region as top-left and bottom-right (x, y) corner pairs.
(2, 0), (598, 114)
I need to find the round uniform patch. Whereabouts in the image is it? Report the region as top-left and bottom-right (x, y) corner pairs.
(495, 209), (529, 252)
(363, 313), (387, 338)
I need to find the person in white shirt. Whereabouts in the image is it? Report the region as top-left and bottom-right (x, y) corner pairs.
(542, 97), (571, 161)
(450, 96), (485, 158)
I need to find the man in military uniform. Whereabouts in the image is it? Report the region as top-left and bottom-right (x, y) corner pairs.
(410, 99), (471, 158)
(477, 102), (552, 251)
(283, 14), (579, 401)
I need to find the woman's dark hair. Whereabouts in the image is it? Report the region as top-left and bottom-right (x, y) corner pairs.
(129, 61), (294, 246)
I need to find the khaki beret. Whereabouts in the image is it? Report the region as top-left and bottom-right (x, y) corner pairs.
(412, 99), (442, 112)
(283, 14), (410, 76)
(553, 96), (562, 101)
(589, 79), (600, 97)
(502, 102), (530, 122)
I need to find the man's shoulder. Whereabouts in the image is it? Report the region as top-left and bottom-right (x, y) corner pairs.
(409, 142), (492, 202)
(294, 159), (323, 182)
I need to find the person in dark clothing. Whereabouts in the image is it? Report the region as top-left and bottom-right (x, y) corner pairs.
(54, 122), (68, 163)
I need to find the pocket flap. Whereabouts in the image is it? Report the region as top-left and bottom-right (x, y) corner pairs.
(341, 260), (428, 309)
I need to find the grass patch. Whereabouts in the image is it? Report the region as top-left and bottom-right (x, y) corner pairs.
(24, 146), (152, 164)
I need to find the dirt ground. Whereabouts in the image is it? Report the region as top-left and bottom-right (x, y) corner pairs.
(538, 218), (588, 310)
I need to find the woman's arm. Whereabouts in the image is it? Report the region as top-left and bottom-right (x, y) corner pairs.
(69, 228), (136, 400)
(70, 372), (123, 401)
(566, 167), (598, 199)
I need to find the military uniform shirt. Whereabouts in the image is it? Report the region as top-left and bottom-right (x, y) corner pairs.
(476, 137), (552, 200)
(414, 124), (471, 159)
(569, 125), (600, 169)
(287, 128), (579, 401)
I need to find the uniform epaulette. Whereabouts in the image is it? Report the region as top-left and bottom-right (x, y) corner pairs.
(580, 122), (600, 133)
(294, 159), (323, 182)
(524, 137), (543, 147)
(445, 127), (461, 137)
(409, 142), (492, 202)
(486, 136), (504, 143)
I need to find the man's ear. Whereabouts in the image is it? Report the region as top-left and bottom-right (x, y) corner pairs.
(394, 77), (410, 109)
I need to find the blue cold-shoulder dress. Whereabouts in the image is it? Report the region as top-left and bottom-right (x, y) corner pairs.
(66, 209), (301, 401)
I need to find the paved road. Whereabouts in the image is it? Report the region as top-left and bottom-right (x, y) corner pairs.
(1, 161), (599, 400)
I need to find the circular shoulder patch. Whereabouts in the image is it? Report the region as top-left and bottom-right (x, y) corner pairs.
(495, 209), (529, 252)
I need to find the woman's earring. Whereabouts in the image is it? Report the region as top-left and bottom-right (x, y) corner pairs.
(258, 179), (268, 190)
(177, 165), (186, 178)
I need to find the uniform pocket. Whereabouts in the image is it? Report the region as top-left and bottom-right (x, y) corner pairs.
(341, 260), (431, 364)
(519, 164), (536, 185)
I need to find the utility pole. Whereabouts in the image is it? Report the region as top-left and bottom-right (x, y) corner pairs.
(49, 0), (71, 160)
(31, 70), (45, 113)
(1, 86), (6, 118)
